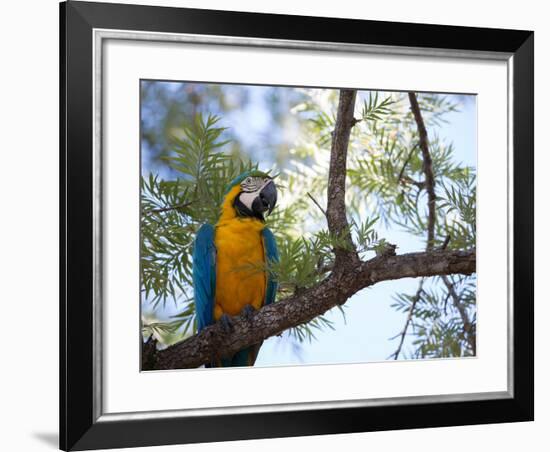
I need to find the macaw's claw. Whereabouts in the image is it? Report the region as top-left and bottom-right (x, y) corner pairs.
(219, 313), (234, 334)
(241, 304), (256, 322)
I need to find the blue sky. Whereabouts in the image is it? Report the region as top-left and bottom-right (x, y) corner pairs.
(141, 82), (476, 366)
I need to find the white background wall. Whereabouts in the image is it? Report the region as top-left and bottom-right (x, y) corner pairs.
(0, 0), (546, 451)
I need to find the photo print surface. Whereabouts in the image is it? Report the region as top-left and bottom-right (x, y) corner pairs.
(140, 80), (477, 370)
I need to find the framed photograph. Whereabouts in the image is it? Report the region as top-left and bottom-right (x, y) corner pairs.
(60, 1), (533, 450)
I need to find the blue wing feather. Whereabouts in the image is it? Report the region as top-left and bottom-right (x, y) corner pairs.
(262, 228), (279, 306)
(193, 224), (216, 332)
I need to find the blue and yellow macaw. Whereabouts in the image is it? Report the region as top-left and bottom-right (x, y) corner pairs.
(192, 170), (279, 367)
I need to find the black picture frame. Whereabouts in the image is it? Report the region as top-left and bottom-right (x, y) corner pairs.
(60, 1), (534, 450)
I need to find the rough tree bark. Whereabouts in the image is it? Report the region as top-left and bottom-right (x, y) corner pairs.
(147, 248), (475, 370)
(326, 89), (359, 265)
(408, 92), (437, 249)
(141, 89), (477, 370)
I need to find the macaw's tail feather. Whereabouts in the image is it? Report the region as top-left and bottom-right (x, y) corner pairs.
(208, 344), (263, 368)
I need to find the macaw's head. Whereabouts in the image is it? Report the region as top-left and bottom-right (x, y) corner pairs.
(223, 170), (278, 222)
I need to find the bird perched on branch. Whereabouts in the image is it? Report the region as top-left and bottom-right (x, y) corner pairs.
(192, 170), (279, 367)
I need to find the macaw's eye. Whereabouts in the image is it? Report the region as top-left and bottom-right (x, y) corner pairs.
(246, 177), (252, 184)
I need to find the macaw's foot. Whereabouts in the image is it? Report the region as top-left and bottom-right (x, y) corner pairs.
(241, 304), (256, 322)
(219, 313), (234, 334)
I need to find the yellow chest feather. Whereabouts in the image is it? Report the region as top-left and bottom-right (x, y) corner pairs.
(214, 217), (266, 319)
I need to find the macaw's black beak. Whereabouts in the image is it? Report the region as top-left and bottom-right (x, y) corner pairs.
(253, 180), (277, 218)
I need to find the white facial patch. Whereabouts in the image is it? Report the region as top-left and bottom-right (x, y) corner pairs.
(238, 189), (260, 210)
(239, 178), (271, 210)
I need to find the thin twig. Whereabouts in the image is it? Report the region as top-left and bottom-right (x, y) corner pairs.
(441, 275), (476, 354)
(145, 201), (194, 214)
(307, 192), (328, 218)
(400, 175), (425, 190)
(390, 278), (425, 360)
(397, 143), (419, 184)
(440, 235), (451, 250)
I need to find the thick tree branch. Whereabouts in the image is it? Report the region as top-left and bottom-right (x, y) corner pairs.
(327, 89), (358, 264)
(408, 92), (437, 249)
(143, 248), (475, 370)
